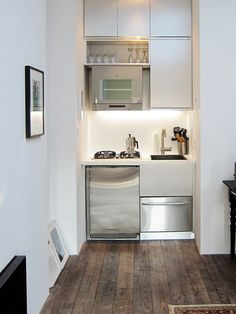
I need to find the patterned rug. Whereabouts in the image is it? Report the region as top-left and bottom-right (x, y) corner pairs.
(169, 304), (236, 314)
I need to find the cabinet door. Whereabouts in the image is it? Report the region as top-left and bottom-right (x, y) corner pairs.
(84, 0), (117, 36)
(150, 39), (192, 109)
(118, 0), (149, 37)
(140, 163), (193, 196)
(151, 0), (192, 37)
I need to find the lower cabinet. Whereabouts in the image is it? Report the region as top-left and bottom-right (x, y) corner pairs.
(140, 163), (194, 239)
(141, 196), (192, 232)
(140, 163), (193, 196)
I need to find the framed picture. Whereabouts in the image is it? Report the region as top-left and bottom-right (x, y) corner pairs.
(49, 221), (68, 269)
(25, 66), (44, 138)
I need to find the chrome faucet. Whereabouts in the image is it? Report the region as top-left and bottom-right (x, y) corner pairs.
(160, 129), (172, 155)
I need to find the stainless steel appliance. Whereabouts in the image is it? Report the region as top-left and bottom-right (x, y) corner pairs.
(141, 196), (193, 240)
(90, 65), (149, 110)
(86, 166), (140, 239)
(125, 134), (139, 156)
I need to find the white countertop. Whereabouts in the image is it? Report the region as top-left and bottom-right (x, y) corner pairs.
(81, 155), (195, 166)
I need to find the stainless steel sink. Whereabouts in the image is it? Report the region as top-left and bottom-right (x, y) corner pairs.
(150, 155), (187, 160)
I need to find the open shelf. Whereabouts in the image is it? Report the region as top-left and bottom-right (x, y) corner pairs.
(86, 40), (149, 65)
(85, 63), (150, 68)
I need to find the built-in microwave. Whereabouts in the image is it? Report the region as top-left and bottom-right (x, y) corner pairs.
(90, 65), (149, 110)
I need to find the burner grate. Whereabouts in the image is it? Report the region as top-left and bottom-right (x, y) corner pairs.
(94, 151), (116, 159)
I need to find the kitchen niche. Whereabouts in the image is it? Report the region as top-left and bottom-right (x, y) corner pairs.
(85, 41), (150, 66)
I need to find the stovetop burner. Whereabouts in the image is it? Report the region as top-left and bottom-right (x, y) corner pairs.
(119, 151), (140, 159)
(94, 150), (140, 159)
(94, 151), (116, 159)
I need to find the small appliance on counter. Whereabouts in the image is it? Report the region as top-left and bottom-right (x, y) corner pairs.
(123, 134), (140, 158)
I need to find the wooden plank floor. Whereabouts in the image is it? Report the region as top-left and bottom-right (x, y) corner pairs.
(40, 240), (236, 314)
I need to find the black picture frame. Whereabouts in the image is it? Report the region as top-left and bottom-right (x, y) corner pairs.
(25, 66), (44, 138)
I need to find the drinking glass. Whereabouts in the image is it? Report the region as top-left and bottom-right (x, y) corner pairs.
(88, 55), (95, 63)
(134, 48), (142, 63)
(96, 54), (103, 63)
(110, 54), (118, 63)
(103, 54), (110, 63)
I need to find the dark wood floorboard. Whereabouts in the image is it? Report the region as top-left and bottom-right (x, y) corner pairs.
(40, 240), (236, 314)
(113, 242), (134, 314)
(174, 240), (211, 304)
(162, 240), (191, 305)
(91, 242), (120, 314)
(200, 254), (233, 304)
(71, 242), (107, 314)
(133, 242), (153, 314)
(148, 241), (170, 314)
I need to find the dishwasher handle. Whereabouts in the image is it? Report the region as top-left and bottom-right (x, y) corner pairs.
(141, 201), (190, 206)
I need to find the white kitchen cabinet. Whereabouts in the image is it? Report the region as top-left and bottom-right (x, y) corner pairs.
(150, 39), (192, 109)
(84, 0), (117, 37)
(151, 0), (192, 37)
(84, 0), (149, 38)
(140, 163), (193, 196)
(118, 0), (150, 37)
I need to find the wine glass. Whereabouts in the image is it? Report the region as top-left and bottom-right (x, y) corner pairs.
(128, 48), (134, 63)
(142, 48), (148, 63)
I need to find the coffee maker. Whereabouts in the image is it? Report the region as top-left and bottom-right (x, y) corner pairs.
(119, 134), (140, 158)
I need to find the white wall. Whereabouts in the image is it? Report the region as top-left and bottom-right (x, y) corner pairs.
(190, 0), (201, 249)
(76, 0), (87, 250)
(47, 0), (86, 253)
(84, 111), (189, 159)
(0, 1), (48, 313)
(199, 0), (236, 253)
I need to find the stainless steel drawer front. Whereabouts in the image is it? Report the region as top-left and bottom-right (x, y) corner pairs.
(141, 196), (192, 232)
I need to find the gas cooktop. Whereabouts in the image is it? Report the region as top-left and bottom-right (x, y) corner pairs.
(94, 150), (140, 159)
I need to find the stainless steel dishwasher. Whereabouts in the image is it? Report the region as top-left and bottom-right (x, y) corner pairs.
(141, 196), (194, 240)
(86, 166), (140, 240)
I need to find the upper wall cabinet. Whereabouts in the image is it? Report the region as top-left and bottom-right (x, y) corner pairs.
(150, 39), (192, 109)
(151, 0), (192, 37)
(118, 0), (150, 37)
(84, 0), (118, 37)
(84, 0), (149, 37)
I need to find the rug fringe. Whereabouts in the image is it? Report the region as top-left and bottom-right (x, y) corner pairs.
(168, 304), (236, 314)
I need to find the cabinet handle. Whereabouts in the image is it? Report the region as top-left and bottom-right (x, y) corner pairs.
(141, 201), (189, 206)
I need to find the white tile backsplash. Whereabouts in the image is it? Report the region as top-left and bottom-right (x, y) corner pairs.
(83, 110), (189, 159)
